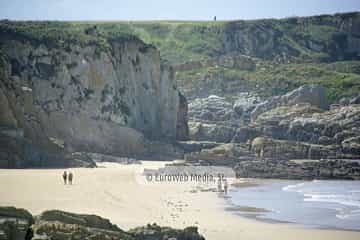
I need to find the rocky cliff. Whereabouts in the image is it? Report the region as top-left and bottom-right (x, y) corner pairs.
(0, 22), (188, 168)
(181, 83), (360, 179)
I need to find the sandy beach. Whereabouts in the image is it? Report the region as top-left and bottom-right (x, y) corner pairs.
(0, 161), (359, 240)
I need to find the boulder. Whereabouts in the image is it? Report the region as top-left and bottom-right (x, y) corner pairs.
(0, 207), (34, 240)
(130, 223), (205, 240)
(189, 122), (237, 143)
(233, 92), (261, 118)
(251, 84), (328, 121)
(231, 126), (260, 143)
(185, 143), (254, 166)
(188, 95), (235, 122)
(37, 210), (120, 231)
(350, 95), (360, 104)
(342, 136), (360, 155)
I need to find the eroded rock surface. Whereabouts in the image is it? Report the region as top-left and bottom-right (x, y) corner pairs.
(182, 84), (360, 179)
(0, 207), (205, 240)
(0, 23), (188, 167)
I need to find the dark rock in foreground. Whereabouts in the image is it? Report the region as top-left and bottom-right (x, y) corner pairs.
(0, 207), (205, 240)
(0, 207), (33, 240)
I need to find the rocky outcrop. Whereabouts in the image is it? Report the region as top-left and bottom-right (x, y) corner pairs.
(0, 207), (34, 240)
(181, 83), (360, 182)
(36, 210), (121, 232)
(130, 224), (205, 240)
(187, 95), (242, 143)
(235, 159), (360, 180)
(250, 137), (344, 160)
(253, 104), (360, 148)
(185, 143), (254, 166)
(186, 85), (330, 144)
(0, 208), (203, 240)
(189, 95), (236, 123)
(189, 122), (237, 143)
(0, 207), (205, 240)
(223, 12), (360, 63)
(176, 92), (189, 140)
(251, 84), (328, 121)
(0, 22), (188, 167)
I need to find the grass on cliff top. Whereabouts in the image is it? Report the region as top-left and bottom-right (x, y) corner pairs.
(1, 12), (359, 64)
(176, 61), (360, 103)
(0, 21), (140, 52)
(81, 12), (359, 64)
(71, 21), (227, 64)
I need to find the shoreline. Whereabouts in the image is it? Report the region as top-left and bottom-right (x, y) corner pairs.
(225, 178), (360, 233)
(1, 162), (360, 240)
(224, 201), (360, 233)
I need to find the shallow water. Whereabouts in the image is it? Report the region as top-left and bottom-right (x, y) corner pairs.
(229, 180), (360, 231)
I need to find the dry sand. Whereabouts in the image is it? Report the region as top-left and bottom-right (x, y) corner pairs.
(0, 161), (359, 240)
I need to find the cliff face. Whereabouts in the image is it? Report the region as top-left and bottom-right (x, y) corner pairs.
(0, 23), (188, 167)
(223, 12), (360, 63)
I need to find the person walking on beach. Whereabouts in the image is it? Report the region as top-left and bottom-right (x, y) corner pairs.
(217, 176), (222, 192)
(62, 171), (67, 185)
(224, 178), (228, 195)
(68, 172), (73, 185)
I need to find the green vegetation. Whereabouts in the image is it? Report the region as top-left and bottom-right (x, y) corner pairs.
(0, 21), (138, 52)
(176, 61), (360, 102)
(80, 21), (226, 64)
(1, 12), (359, 103)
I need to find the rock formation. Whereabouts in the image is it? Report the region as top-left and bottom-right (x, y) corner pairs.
(0, 207), (205, 240)
(250, 84), (328, 121)
(0, 207), (34, 240)
(0, 22), (188, 167)
(180, 83), (360, 179)
(235, 159), (360, 180)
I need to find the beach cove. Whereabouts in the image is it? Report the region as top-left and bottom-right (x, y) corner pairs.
(0, 161), (359, 240)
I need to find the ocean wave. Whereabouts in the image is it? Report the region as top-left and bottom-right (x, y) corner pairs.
(303, 194), (360, 208)
(283, 180), (360, 212)
(336, 210), (360, 219)
(282, 182), (306, 192)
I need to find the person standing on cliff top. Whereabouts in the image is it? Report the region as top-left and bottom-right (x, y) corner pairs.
(62, 171), (67, 185)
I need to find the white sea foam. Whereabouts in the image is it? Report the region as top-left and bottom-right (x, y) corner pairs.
(282, 182), (306, 192)
(233, 180), (360, 229)
(283, 180), (360, 221)
(303, 194), (360, 208)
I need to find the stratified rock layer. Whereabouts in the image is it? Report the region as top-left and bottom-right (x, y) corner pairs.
(0, 23), (188, 167)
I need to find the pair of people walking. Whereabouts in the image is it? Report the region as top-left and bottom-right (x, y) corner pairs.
(62, 171), (74, 185)
(217, 176), (228, 195)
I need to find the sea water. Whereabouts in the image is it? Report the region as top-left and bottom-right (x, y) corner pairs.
(229, 180), (360, 230)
